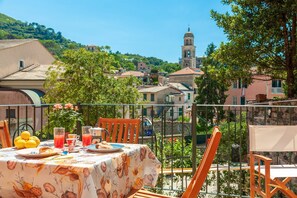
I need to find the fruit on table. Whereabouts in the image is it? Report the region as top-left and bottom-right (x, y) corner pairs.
(14, 131), (41, 149)
(14, 136), (22, 145)
(15, 139), (26, 149)
(20, 131), (31, 140)
(31, 136), (40, 145)
(25, 140), (37, 148)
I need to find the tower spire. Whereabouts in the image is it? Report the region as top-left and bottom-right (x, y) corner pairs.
(182, 27), (196, 68)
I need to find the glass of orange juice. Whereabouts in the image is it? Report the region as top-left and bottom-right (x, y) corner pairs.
(82, 126), (92, 147)
(54, 127), (65, 149)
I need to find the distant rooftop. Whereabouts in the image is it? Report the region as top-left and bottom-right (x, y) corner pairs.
(139, 85), (182, 93)
(168, 83), (191, 91)
(0, 39), (37, 50)
(139, 86), (170, 93)
(169, 67), (204, 76)
(2, 64), (54, 80)
(120, 71), (144, 77)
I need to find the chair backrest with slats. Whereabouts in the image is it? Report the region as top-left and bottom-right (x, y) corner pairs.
(182, 126), (222, 198)
(249, 125), (297, 152)
(0, 120), (12, 148)
(98, 118), (141, 144)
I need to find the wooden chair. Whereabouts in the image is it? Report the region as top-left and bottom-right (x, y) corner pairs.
(249, 125), (297, 198)
(0, 120), (12, 148)
(98, 118), (141, 144)
(128, 126), (222, 198)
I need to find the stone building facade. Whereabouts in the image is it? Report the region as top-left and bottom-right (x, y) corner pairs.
(0, 39), (55, 133)
(168, 67), (203, 96)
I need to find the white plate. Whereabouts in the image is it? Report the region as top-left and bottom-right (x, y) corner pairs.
(87, 143), (124, 153)
(64, 144), (80, 147)
(40, 140), (54, 147)
(16, 148), (59, 158)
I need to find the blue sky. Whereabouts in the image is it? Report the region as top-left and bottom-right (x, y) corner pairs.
(0, 0), (229, 63)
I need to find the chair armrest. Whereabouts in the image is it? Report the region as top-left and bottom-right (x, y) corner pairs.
(252, 154), (272, 163)
(250, 153), (272, 178)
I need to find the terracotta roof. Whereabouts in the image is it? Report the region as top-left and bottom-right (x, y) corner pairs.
(121, 71), (144, 77)
(169, 67), (204, 76)
(0, 39), (37, 50)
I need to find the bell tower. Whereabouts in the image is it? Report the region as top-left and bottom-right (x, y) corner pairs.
(181, 27), (196, 68)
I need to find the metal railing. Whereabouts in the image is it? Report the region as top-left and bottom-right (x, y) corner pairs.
(1, 103), (297, 197)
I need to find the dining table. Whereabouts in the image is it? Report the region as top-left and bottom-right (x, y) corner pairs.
(0, 142), (161, 198)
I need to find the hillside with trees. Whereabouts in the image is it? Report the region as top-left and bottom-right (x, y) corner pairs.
(0, 13), (180, 74)
(0, 13), (83, 57)
(113, 52), (181, 74)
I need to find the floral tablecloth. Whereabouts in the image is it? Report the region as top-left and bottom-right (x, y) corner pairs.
(0, 143), (161, 198)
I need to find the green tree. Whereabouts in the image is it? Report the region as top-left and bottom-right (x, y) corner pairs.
(158, 62), (181, 74)
(211, 0), (297, 97)
(40, 40), (62, 57)
(0, 30), (8, 39)
(43, 48), (140, 105)
(195, 43), (229, 125)
(112, 52), (136, 71)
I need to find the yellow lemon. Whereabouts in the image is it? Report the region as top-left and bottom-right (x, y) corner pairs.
(21, 131), (31, 140)
(25, 139), (37, 148)
(14, 136), (22, 145)
(15, 139), (26, 149)
(31, 136), (40, 146)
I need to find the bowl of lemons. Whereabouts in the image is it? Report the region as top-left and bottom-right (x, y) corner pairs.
(14, 131), (41, 149)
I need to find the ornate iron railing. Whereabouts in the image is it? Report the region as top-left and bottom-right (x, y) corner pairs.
(1, 103), (297, 197)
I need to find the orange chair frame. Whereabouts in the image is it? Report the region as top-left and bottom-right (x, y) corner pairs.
(0, 120), (12, 148)
(98, 118), (141, 144)
(249, 125), (297, 198)
(128, 126), (222, 198)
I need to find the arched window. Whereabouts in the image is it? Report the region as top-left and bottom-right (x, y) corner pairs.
(186, 39), (189, 45)
(187, 50), (191, 57)
(184, 51), (187, 58)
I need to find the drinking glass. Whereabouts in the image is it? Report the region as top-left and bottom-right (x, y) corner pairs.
(82, 126), (92, 147)
(54, 127), (65, 149)
(68, 134), (77, 139)
(76, 135), (80, 142)
(66, 138), (76, 152)
(90, 127), (104, 144)
(68, 134), (80, 145)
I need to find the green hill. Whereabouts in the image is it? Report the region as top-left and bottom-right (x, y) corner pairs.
(0, 13), (83, 57)
(0, 13), (17, 23)
(0, 13), (180, 73)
